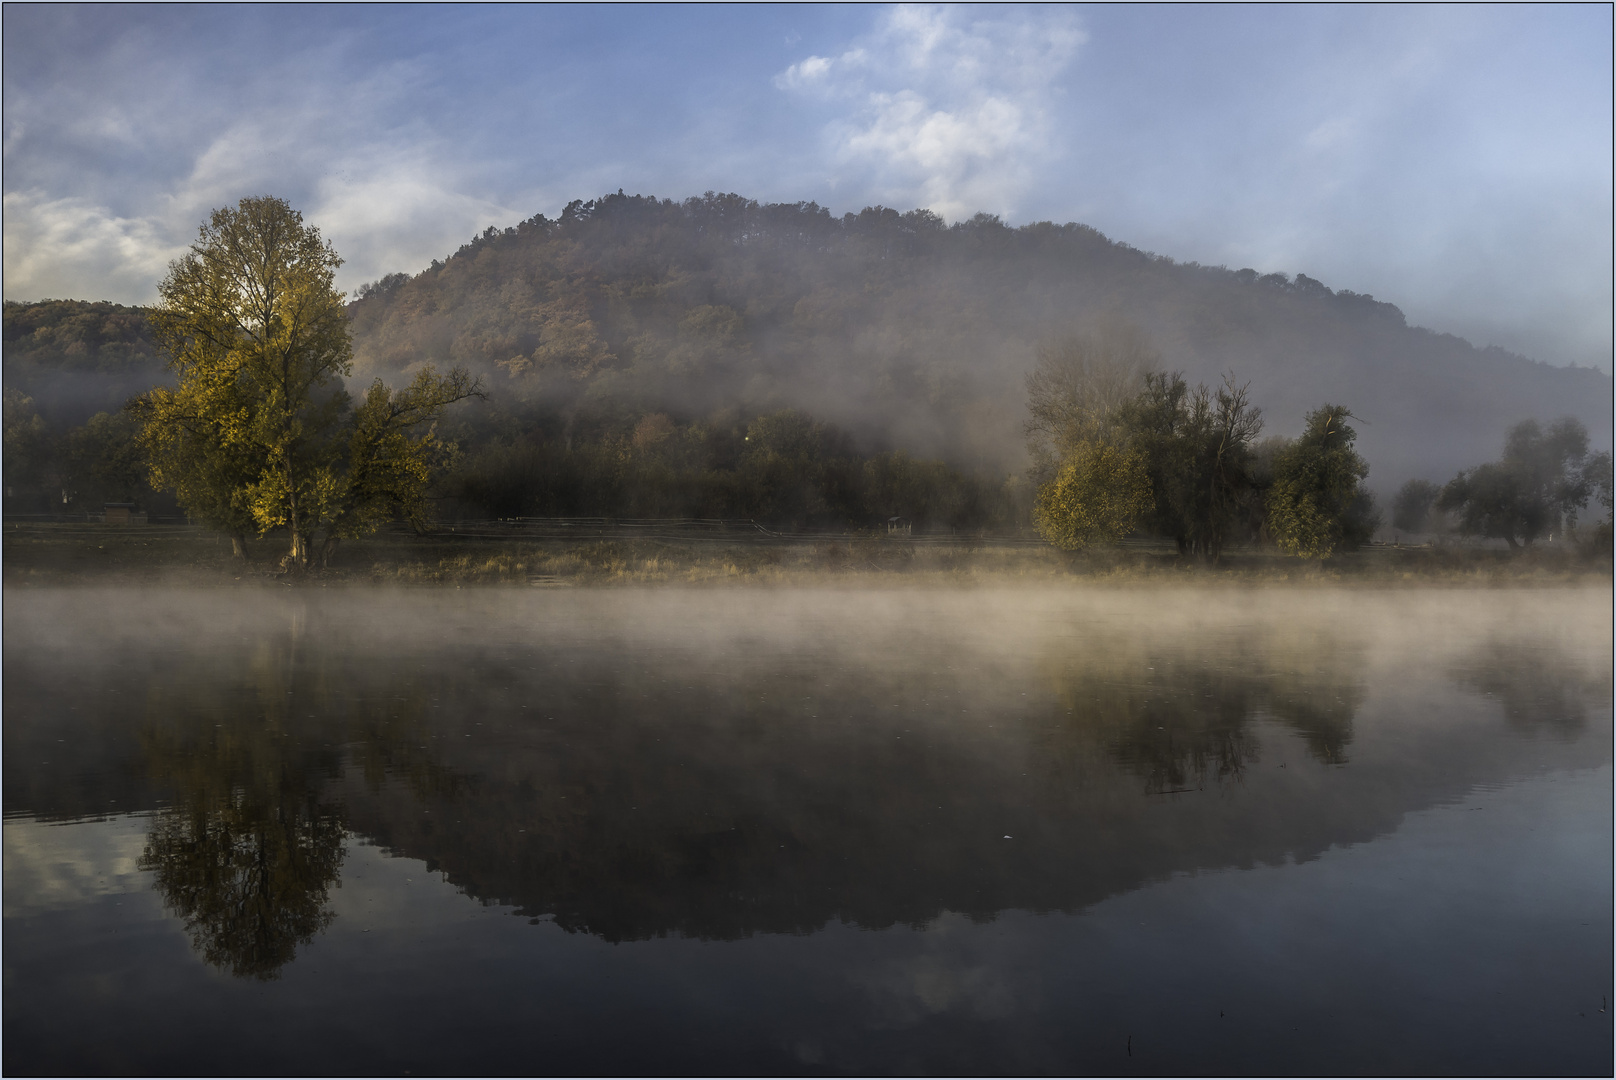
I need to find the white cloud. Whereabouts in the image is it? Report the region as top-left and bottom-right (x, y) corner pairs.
(776, 5), (1085, 221)
(774, 54), (835, 91)
(841, 91), (1033, 216)
(310, 158), (526, 293)
(2, 190), (185, 303)
(2, 46), (527, 304)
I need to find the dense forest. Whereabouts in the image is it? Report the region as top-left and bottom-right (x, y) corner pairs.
(4, 190), (1611, 539)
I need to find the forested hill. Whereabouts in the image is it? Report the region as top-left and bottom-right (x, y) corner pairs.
(346, 191), (1611, 492)
(6, 191), (1609, 500)
(2, 299), (167, 423)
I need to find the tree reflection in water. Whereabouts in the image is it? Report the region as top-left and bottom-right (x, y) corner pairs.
(1039, 625), (1365, 793)
(129, 615), (1380, 963)
(132, 616), (471, 979)
(1453, 637), (1610, 736)
(115, 592), (1610, 973)
(136, 629), (350, 980)
(140, 789), (344, 980)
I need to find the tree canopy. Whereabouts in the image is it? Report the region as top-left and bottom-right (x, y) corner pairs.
(1026, 334), (1268, 561)
(1121, 372), (1263, 559)
(1437, 418), (1606, 548)
(134, 196), (479, 567)
(1266, 406), (1378, 559)
(1033, 441), (1153, 550)
(1390, 479), (1442, 536)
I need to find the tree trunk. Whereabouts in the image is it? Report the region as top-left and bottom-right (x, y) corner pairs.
(288, 529), (310, 570)
(230, 533), (249, 561)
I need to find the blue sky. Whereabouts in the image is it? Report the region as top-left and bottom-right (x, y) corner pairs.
(3, 3), (1611, 369)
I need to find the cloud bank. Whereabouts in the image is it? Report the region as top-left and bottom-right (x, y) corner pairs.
(776, 5), (1085, 221)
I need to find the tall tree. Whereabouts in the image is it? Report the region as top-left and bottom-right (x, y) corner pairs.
(1436, 417), (1600, 549)
(1120, 373), (1263, 560)
(136, 196), (479, 568)
(3, 389), (54, 511)
(1390, 478), (1441, 536)
(1267, 405), (1378, 559)
(1181, 377), (1263, 560)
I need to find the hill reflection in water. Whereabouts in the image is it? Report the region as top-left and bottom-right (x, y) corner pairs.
(6, 587), (1608, 983)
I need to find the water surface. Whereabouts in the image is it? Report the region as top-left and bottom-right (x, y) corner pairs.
(4, 586), (1610, 1074)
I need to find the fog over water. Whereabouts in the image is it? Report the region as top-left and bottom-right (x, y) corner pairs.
(3, 585), (1610, 1073)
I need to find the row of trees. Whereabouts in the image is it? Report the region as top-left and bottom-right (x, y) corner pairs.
(3, 390), (158, 514)
(3, 379), (1022, 539)
(1391, 418), (1612, 549)
(440, 408), (1021, 529)
(1026, 330), (1379, 559)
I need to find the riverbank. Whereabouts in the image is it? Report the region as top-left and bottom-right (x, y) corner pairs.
(4, 521), (1609, 587)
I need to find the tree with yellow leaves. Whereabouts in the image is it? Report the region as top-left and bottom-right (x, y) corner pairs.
(134, 196), (479, 569)
(1033, 440), (1154, 550)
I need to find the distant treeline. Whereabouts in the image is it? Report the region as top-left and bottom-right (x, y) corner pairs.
(4, 392), (1021, 532)
(443, 409), (1024, 529)
(2, 297), (1018, 529)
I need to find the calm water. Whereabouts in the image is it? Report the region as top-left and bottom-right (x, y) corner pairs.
(4, 586), (1610, 1076)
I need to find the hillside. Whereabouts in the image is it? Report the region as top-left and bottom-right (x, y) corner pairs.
(2, 299), (167, 424)
(346, 191), (1612, 493)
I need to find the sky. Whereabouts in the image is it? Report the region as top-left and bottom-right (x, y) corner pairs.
(3, 3), (1611, 370)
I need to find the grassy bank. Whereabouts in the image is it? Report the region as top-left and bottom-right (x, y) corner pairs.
(4, 521), (1610, 588)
